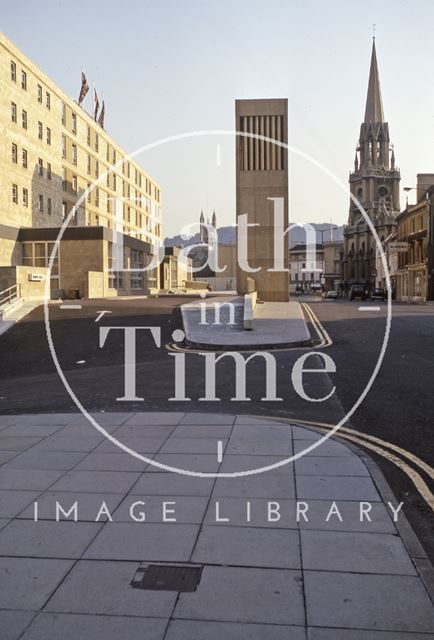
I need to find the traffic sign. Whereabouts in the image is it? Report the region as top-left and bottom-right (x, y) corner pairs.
(389, 242), (408, 252)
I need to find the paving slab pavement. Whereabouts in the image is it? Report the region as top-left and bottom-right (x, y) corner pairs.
(0, 412), (433, 639)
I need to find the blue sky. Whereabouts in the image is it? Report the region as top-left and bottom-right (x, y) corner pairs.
(3, 0), (433, 236)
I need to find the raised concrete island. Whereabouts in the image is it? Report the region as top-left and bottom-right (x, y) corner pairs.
(181, 297), (310, 348)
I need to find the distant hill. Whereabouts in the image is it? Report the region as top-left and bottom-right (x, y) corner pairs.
(164, 223), (343, 247)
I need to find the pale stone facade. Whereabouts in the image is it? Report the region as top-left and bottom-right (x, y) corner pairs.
(193, 243), (237, 291)
(0, 33), (162, 298)
(159, 247), (192, 291)
(289, 244), (324, 294)
(323, 240), (344, 292)
(395, 174), (434, 302)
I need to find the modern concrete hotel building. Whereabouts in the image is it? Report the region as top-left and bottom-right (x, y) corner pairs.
(0, 33), (162, 300)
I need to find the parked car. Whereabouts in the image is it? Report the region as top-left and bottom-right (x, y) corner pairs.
(349, 284), (367, 301)
(325, 290), (338, 299)
(371, 288), (386, 301)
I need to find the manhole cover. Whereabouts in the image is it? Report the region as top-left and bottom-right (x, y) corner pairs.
(131, 563), (203, 592)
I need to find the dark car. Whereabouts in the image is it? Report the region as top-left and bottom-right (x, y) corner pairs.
(371, 288), (386, 301)
(349, 284), (367, 301)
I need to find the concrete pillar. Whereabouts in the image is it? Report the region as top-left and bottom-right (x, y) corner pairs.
(235, 99), (289, 301)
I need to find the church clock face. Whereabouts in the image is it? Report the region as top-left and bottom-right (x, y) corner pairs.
(43, 127), (393, 479)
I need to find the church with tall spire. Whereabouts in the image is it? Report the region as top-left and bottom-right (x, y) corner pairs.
(342, 39), (400, 288)
(199, 209), (217, 244)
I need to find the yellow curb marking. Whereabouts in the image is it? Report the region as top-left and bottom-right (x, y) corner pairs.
(302, 303), (333, 348)
(253, 414), (434, 512)
(314, 426), (434, 512)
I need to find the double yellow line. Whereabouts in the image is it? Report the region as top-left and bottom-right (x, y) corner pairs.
(302, 303), (332, 348)
(290, 417), (434, 511)
(298, 306), (434, 509)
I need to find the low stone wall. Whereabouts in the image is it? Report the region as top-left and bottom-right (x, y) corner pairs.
(86, 271), (105, 299)
(193, 276), (237, 292)
(184, 280), (209, 291)
(246, 277), (256, 293)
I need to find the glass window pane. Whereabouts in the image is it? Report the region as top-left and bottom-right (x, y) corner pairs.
(34, 243), (46, 259)
(22, 244), (33, 260)
(47, 243), (58, 260)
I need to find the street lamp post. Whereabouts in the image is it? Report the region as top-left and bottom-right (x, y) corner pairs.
(317, 226), (339, 245)
(403, 186), (434, 301)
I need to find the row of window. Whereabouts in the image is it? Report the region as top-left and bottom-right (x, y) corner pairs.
(10, 61), (26, 90)
(11, 143), (52, 179)
(38, 120), (51, 144)
(22, 242), (59, 275)
(62, 118), (160, 200)
(10, 168), (157, 229)
(11, 183), (52, 214)
(37, 157), (52, 179)
(69, 178), (151, 226)
(291, 273), (320, 282)
(399, 214), (426, 236)
(11, 60), (52, 107)
(61, 136), (158, 199)
(9, 69), (160, 203)
(11, 143), (27, 168)
(11, 102), (51, 145)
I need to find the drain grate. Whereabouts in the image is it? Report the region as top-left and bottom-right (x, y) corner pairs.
(131, 563), (203, 592)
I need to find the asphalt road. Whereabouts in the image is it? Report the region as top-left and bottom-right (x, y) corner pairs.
(0, 294), (433, 560)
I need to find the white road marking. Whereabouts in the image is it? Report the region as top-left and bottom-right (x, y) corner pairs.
(359, 306), (381, 311)
(76, 360), (86, 364)
(216, 144), (221, 167)
(95, 310), (112, 322)
(217, 440), (223, 462)
(60, 304), (82, 310)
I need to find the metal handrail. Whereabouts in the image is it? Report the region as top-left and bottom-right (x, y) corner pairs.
(0, 284), (20, 308)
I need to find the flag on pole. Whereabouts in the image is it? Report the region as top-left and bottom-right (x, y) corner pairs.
(93, 87), (100, 121)
(78, 71), (89, 105)
(97, 100), (105, 129)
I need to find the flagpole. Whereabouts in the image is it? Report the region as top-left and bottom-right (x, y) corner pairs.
(80, 67), (83, 108)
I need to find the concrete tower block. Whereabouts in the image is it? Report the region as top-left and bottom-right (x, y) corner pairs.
(235, 98), (289, 302)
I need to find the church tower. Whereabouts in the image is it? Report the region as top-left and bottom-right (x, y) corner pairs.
(342, 39), (400, 288)
(199, 209), (205, 243)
